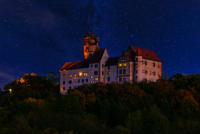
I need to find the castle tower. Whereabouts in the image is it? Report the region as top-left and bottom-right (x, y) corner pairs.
(84, 30), (99, 60)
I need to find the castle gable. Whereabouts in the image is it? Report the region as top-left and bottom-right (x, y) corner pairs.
(129, 46), (161, 62)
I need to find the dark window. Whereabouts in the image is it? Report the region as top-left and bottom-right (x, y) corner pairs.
(153, 63), (156, 67)
(135, 76), (138, 79)
(78, 79), (80, 83)
(107, 77), (110, 82)
(123, 69), (126, 74)
(123, 78), (126, 82)
(102, 64), (104, 68)
(119, 69), (122, 74)
(90, 64), (93, 68)
(63, 87), (65, 90)
(95, 64), (98, 68)
(69, 87), (72, 90)
(82, 79), (84, 83)
(86, 79), (88, 83)
(108, 66), (110, 70)
(119, 78), (122, 82)
(152, 72), (156, 76)
(135, 70), (138, 74)
(135, 58), (138, 62)
(86, 47), (89, 52)
(68, 80), (72, 84)
(102, 72), (104, 75)
(63, 81), (66, 84)
(94, 71), (98, 75)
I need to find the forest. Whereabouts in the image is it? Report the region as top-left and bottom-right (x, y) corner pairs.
(0, 73), (200, 134)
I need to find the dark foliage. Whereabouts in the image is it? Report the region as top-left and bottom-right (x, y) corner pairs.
(0, 74), (200, 134)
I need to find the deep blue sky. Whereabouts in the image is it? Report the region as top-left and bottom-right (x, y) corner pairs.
(0, 0), (200, 87)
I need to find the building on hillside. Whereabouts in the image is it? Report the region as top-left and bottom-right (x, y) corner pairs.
(59, 30), (162, 94)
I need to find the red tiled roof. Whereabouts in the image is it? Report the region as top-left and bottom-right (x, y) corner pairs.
(130, 46), (161, 62)
(60, 48), (106, 71)
(60, 61), (89, 71)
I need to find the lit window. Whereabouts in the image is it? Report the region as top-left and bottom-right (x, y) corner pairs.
(90, 76), (93, 79)
(74, 73), (77, 78)
(118, 63), (122, 67)
(63, 74), (66, 78)
(95, 77), (98, 81)
(107, 72), (111, 75)
(83, 72), (88, 77)
(123, 63), (127, 67)
(78, 72), (83, 77)
(68, 74), (72, 78)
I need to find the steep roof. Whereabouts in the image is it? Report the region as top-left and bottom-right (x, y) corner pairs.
(60, 48), (106, 71)
(87, 48), (106, 63)
(129, 46), (161, 62)
(60, 61), (89, 71)
(105, 57), (119, 66)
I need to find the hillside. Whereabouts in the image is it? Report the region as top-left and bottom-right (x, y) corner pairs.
(0, 74), (200, 134)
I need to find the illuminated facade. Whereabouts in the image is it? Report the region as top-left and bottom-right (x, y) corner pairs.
(60, 30), (162, 94)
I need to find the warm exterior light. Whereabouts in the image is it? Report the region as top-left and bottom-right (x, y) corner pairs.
(19, 78), (25, 83)
(8, 88), (13, 93)
(95, 77), (98, 81)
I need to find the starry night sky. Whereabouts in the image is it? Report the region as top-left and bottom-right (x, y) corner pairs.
(0, 0), (200, 87)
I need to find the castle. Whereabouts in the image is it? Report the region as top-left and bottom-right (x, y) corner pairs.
(60, 30), (162, 94)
